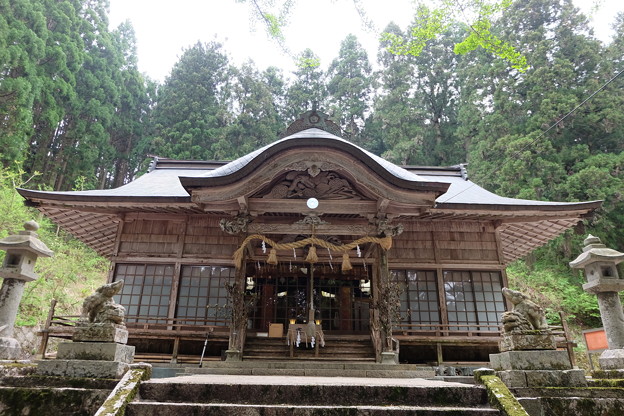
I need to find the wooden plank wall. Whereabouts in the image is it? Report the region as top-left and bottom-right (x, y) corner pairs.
(117, 216), (501, 265)
(184, 216), (239, 259)
(117, 215), (239, 261)
(119, 218), (185, 256)
(390, 221), (500, 264)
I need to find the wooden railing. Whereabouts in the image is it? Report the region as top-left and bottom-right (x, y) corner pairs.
(393, 312), (576, 366)
(37, 300), (577, 366)
(37, 299), (230, 362)
(394, 323), (501, 337)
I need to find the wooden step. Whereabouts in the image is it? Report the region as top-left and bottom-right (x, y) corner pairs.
(243, 336), (375, 361)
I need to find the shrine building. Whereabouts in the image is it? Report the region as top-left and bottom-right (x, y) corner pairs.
(18, 110), (600, 365)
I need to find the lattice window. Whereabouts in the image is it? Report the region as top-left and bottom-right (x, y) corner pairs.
(175, 265), (235, 326)
(113, 263), (174, 324)
(443, 270), (504, 332)
(392, 270), (440, 331)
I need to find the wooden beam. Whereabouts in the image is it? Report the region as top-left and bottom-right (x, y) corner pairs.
(247, 222), (376, 236)
(112, 255), (235, 265)
(247, 198), (379, 215)
(387, 262), (505, 270)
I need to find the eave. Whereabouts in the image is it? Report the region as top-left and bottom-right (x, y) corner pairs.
(179, 135), (450, 195)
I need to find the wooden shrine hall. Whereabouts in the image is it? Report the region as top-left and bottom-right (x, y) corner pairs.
(19, 110), (600, 365)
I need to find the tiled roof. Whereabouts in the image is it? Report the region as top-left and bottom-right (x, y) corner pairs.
(16, 127), (600, 212)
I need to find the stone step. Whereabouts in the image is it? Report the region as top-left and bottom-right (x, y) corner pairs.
(0, 385), (111, 416)
(0, 375), (118, 389)
(136, 375), (489, 407)
(127, 402), (501, 415)
(189, 367), (431, 378)
(512, 387), (624, 398)
(192, 360), (425, 370)
(187, 360), (434, 378)
(517, 396), (624, 416)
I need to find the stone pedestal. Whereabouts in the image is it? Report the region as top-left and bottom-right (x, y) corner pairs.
(0, 337), (22, 360)
(381, 351), (398, 365)
(490, 350), (587, 388)
(37, 323), (134, 379)
(37, 359), (130, 379)
(500, 332), (556, 351)
(58, 342), (135, 362)
(598, 348), (624, 370)
(72, 323), (129, 344)
(225, 349), (242, 362)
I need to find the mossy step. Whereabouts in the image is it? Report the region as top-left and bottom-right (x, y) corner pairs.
(0, 386), (111, 416)
(588, 378), (624, 388)
(138, 379), (489, 407)
(517, 396), (624, 416)
(513, 386), (624, 398)
(127, 402), (500, 416)
(0, 375), (117, 389)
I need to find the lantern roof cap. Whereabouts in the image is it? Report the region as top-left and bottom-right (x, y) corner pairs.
(570, 235), (623, 268)
(0, 221), (53, 258)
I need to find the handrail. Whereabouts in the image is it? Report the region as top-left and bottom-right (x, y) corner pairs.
(46, 314), (230, 329)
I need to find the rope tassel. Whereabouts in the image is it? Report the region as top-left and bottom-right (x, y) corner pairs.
(305, 245), (318, 264)
(267, 248), (278, 265)
(341, 253), (352, 271)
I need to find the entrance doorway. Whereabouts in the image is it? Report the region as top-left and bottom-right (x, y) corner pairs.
(246, 263), (371, 334)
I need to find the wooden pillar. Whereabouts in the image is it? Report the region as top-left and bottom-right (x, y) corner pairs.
(339, 286), (352, 331)
(229, 243), (247, 353)
(436, 268), (448, 336)
(260, 283), (275, 332)
(170, 337), (180, 364)
(369, 257), (382, 362)
(376, 245), (393, 353)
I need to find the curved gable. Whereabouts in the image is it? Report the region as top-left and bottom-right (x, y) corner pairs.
(179, 128), (449, 215)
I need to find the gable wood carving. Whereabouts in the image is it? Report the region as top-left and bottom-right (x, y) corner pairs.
(189, 150), (438, 206)
(257, 171), (365, 200)
(284, 161), (343, 176)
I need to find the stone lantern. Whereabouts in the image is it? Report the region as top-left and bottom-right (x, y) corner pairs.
(0, 221), (53, 359)
(570, 234), (624, 369)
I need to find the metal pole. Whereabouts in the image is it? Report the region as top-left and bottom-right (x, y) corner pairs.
(199, 332), (209, 367)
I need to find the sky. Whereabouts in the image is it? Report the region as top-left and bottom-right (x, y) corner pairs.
(108, 0), (623, 83)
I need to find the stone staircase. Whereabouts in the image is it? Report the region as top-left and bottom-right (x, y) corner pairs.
(126, 373), (502, 415)
(243, 334), (376, 361)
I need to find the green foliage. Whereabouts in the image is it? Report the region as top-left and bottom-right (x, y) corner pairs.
(285, 48), (327, 121)
(506, 259), (600, 327)
(454, 16), (527, 71)
(296, 52), (320, 69)
(381, 0), (527, 71)
(327, 34), (372, 143)
(0, 169), (108, 326)
(381, 4), (450, 57)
